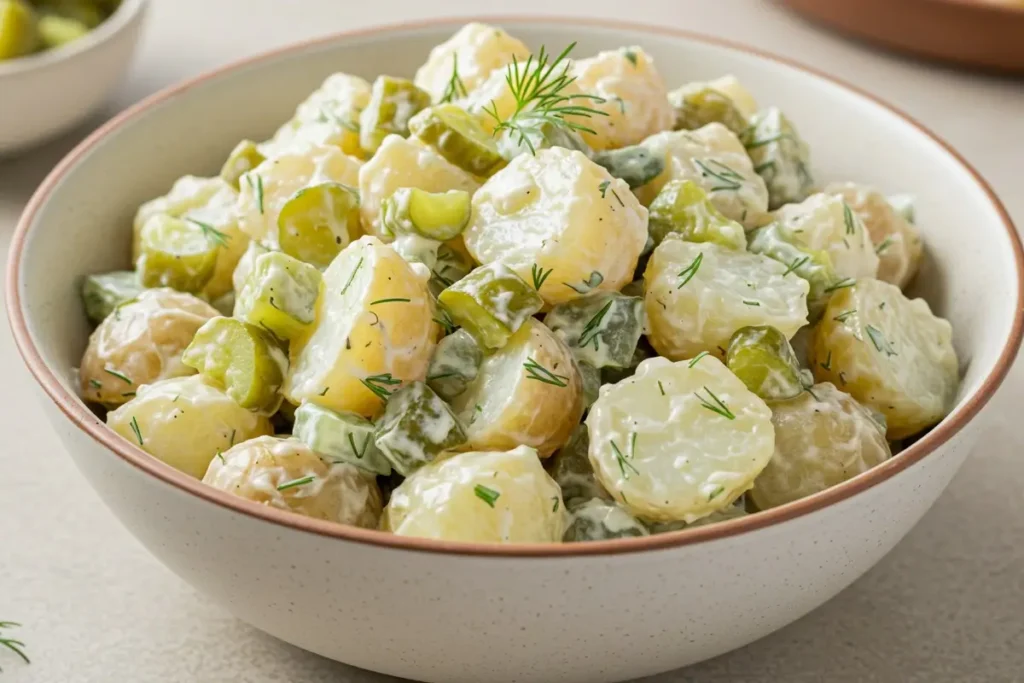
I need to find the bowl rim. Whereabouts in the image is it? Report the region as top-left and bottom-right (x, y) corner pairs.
(0, 0), (147, 78)
(7, 15), (1023, 558)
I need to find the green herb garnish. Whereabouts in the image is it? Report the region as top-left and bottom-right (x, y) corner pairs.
(104, 368), (132, 384)
(865, 325), (897, 356)
(360, 373), (402, 401)
(523, 357), (568, 387)
(875, 237), (894, 254)
(833, 309), (857, 323)
(88, 379), (102, 389)
(340, 257), (364, 296)
(610, 436), (639, 480)
(842, 202), (856, 235)
(658, 380), (666, 396)
(578, 299), (613, 350)
(564, 271), (604, 295)
(694, 386), (735, 419)
(474, 484), (501, 508)
(129, 416), (143, 445)
(824, 278), (855, 293)
(439, 54), (468, 104)
(707, 484), (725, 501)
(370, 298), (411, 305)
(820, 350), (832, 371)
(693, 159), (743, 192)
(185, 217), (230, 248)
(688, 351), (710, 368)
(782, 256), (808, 277)
(0, 621), (29, 672)
(277, 475), (315, 491)
(676, 253), (703, 289)
(530, 263), (553, 290)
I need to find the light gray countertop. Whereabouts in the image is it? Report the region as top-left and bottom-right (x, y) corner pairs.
(1, 1), (1022, 681)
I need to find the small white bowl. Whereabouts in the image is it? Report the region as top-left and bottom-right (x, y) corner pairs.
(0, 0), (147, 155)
(7, 17), (1023, 683)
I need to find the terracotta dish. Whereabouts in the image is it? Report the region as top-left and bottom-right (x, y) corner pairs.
(782, 0), (1024, 73)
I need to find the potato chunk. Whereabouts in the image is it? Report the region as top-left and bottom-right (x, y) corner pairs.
(107, 376), (273, 478)
(262, 72), (371, 159)
(383, 446), (567, 543)
(644, 239), (809, 361)
(450, 319), (584, 458)
(671, 75), (759, 119)
(79, 289), (218, 407)
(810, 278), (958, 439)
(285, 236), (438, 418)
(569, 47), (675, 151)
(413, 23), (530, 103)
(203, 435), (382, 527)
(586, 355), (774, 523)
(463, 146), (648, 306)
(773, 193), (879, 281)
(750, 383), (891, 509)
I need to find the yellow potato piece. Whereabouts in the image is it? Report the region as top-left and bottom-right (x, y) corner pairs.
(586, 355), (774, 523)
(671, 74), (760, 120)
(263, 72), (371, 159)
(463, 146), (648, 306)
(644, 239), (809, 361)
(203, 435), (382, 527)
(570, 47), (675, 151)
(451, 318), (584, 458)
(187, 181), (250, 301)
(383, 446), (567, 543)
(810, 278), (958, 439)
(107, 375), (273, 479)
(358, 135), (480, 239)
(237, 144), (362, 248)
(132, 175), (228, 261)
(79, 289), (219, 407)
(773, 192), (879, 281)
(637, 123), (769, 229)
(751, 383), (891, 510)
(413, 23), (530, 103)
(825, 181), (923, 288)
(285, 236), (438, 418)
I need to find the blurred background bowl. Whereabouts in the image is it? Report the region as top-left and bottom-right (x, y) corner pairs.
(0, 0), (147, 155)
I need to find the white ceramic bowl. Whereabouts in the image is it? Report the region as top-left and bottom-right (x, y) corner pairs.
(7, 17), (1023, 683)
(0, 0), (147, 155)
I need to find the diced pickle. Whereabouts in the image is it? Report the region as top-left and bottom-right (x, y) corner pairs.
(277, 182), (360, 268)
(563, 498), (649, 542)
(644, 239), (809, 361)
(438, 262), (543, 350)
(409, 104), (507, 177)
(380, 187), (471, 241)
(182, 316), (287, 414)
(292, 402), (391, 475)
(426, 329), (482, 401)
(545, 424), (610, 507)
(137, 215), (219, 292)
(451, 319), (584, 458)
(107, 375), (273, 478)
(495, 119), (593, 161)
(0, 0), (37, 60)
(742, 107), (814, 209)
(544, 292), (644, 369)
(647, 179), (746, 250)
(747, 221), (840, 318)
(429, 241), (474, 299)
(39, 0), (102, 27)
(726, 325), (806, 402)
(220, 140), (266, 189)
(383, 446), (566, 543)
(234, 251), (322, 341)
(391, 234), (442, 271)
(592, 145), (665, 190)
(600, 337), (655, 385)
(358, 76), (432, 155)
(810, 278), (958, 439)
(578, 361), (601, 413)
(750, 383), (891, 509)
(132, 176), (226, 262)
(586, 355), (775, 523)
(36, 13), (88, 48)
(79, 288), (218, 407)
(669, 87), (747, 135)
(203, 435), (382, 527)
(81, 270), (143, 324)
(374, 382), (467, 476)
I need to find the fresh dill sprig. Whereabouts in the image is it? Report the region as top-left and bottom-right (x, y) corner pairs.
(360, 373), (402, 402)
(677, 253), (703, 289)
(432, 308), (456, 335)
(531, 263), (553, 290)
(474, 484), (501, 508)
(820, 350), (833, 371)
(865, 325), (897, 356)
(185, 217), (230, 248)
(658, 380), (666, 396)
(875, 237), (894, 254)
(707, 484), (725, 501)
(88, 379), (102, 389)
(247, 174), (265, 214)
(523, 357), (568, 387)
(824, 278), (855, 293)
(833, 309), (857, 323)
(483, 42), (608, 155)
(597, 180), (625, 207)
(688, 351), (710, 368)
(693, 159), (743, 192)
(129, 416), (143, 445)
(347, 432), (369, 460)
(579, 299), (613, 350)
(552, 496), (560, 512)
(439, 54), (468, 103)
(742, 300), (761, 307)
(694, 386), (735, 420)
(842, 202), (856, 235)
(0, 621), (29, 671)
(782, 256), (808, 277)
(340, 257), (364, 296)
(610, 435), (639, 480)
(369, 298), (411, 305)
(104, 367), (132, 384)
(277, 475), (315, 492)
(564, 271), (604, 294)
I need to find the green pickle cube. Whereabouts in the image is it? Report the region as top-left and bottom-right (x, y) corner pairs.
(0, 0), (37, 59)
(409, 104), (507, 177)
(182, 316), (287, 414)
(380, 187), (471, 241)
(277, 182), (360, 268)
(220, 140), (266, 189)
(544, 292), (644, 369)
(81, 270), (143, 324)
(373, 382), (467, 476)
(545, 425), (610, 507)
(426, 329), (482, 401)
(234, 251), (322, 341)
(741, 107), (814, 210)
(592, 145), (665, 190)
(578, 361), (601, 414)
(669, 87), (748, 135)
(358, 76), (432, 155)
(747, 222), (840, 318)
(563, 499), (649, 542)
(726, 325), (806, 402)
(600, 337), (655, 385)
(648, 180), (746, 250)
(496, 119), (592, 161)
(137, 214), (219, 292)
(437, 262), (544, 350)
(293, 402), (392, 475)
(428, 242), (473, 299)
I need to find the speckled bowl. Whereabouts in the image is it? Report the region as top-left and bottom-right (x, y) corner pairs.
(7, 17), (1023, 683)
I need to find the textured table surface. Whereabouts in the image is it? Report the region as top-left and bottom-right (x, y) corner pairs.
(1, 1), (1022, 681)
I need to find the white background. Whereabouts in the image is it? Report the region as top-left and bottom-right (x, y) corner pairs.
(0, 1), (1022, 681)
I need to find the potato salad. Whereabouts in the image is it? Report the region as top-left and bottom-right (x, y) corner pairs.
(77, 24), (960, 544)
